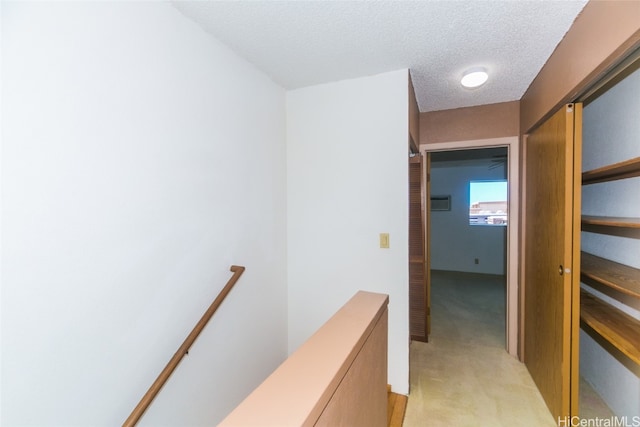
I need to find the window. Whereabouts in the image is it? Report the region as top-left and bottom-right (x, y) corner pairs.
(469, 180), (508, 226)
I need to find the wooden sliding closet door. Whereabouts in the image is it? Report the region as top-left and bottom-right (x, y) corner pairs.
(409, 154), (429, 342)
(524, 104), (582, 420)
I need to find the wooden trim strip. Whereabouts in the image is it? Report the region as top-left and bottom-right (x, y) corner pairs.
(387, 390), (408, 427)
(123, 265), (246, 427)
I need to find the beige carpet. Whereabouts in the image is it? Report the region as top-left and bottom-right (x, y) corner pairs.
(404, 271), (557, 427)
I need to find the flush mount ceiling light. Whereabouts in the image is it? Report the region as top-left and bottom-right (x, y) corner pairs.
(461, 67), (489, 88)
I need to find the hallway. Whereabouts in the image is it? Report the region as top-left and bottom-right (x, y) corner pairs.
(403, 270), (556, 426)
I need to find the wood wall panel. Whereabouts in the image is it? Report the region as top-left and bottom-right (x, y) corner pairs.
(520, 1), (640, 134)
(409, 73), (420, 150)
(419, 101), (520, 145)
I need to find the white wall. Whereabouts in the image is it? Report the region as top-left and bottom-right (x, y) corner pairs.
(1, 2), (287, 425)
(580, 64), (640, 417)
(430, 161), (507, 275)
(0, 0), (4, 421)
(286, 70), (410, 394)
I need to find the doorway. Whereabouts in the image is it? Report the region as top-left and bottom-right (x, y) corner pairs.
(430, 146), (508, 346)
(404, 137), (555, 425)
(422, 137), (519, 357)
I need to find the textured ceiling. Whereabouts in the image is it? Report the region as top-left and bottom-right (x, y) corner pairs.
(173, 0), (587, 112)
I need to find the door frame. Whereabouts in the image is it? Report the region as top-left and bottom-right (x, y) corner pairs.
(420, 136), (520, 357)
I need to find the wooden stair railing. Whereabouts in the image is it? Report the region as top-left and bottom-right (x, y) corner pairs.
(123, 265), (246, 427)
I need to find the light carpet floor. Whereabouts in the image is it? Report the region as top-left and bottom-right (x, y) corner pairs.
(404, 270), (613, 427)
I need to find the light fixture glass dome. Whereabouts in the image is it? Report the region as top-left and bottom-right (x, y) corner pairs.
(461, 67), (489, 88)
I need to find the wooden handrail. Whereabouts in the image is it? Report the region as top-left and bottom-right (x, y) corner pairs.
(123, 265), (246, 427)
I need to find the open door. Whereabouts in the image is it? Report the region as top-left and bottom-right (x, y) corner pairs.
(409, 153), (429, 342)
(524, 103), (582, 420)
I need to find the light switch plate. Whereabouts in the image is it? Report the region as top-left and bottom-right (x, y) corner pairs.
(380, 233), (390, 248)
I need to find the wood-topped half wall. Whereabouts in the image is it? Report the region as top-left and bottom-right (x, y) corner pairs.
(219, 291), (389, 427)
